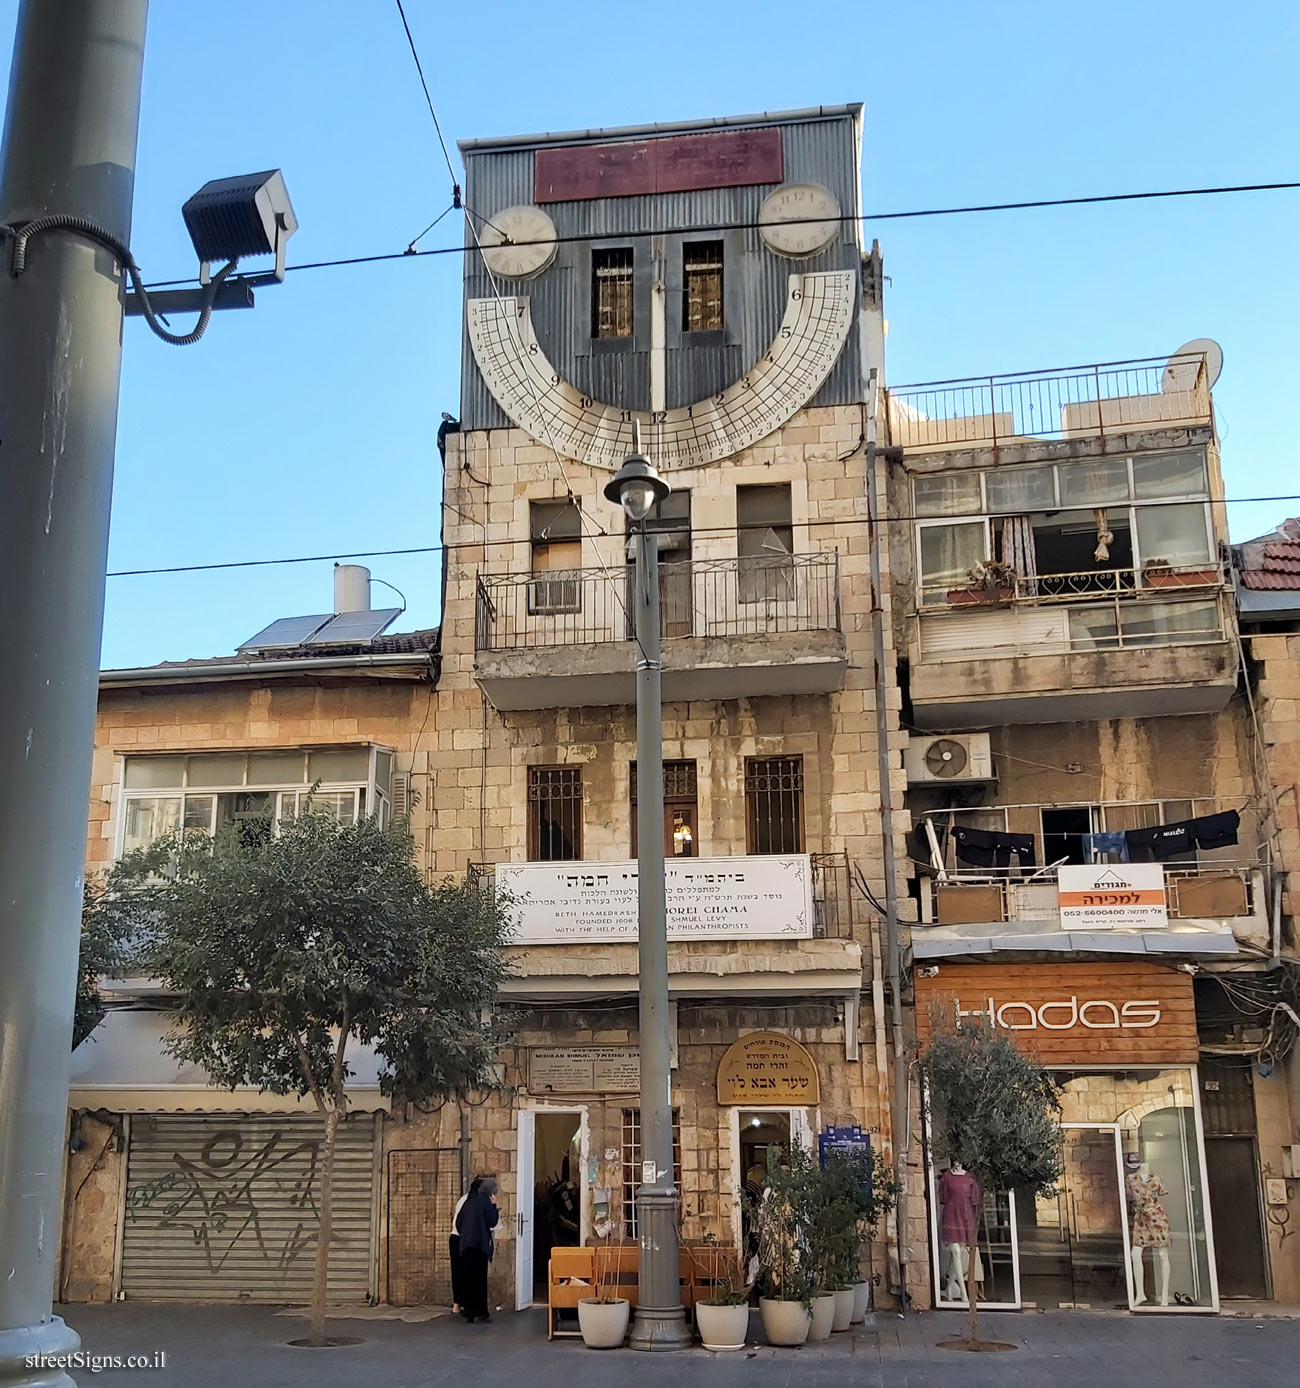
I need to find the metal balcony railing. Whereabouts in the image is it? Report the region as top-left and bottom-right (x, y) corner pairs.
(885, 354), (1212, 451)
(919, 561), (1226, 611)
(475, 552), (841, 653)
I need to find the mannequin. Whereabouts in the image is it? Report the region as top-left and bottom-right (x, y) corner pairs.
(1126, 1161), (1171, 1306)
(937, 1160), (982, 1304)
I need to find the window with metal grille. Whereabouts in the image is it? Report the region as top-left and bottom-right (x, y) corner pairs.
(745, 756), (804, 854)
(620, 1108), (683, 1238)
(630, 759), (698, 857)
(682, 241), (723, 333)
(529, 500), (583, 614)
(527, 766), (582, 861)
(737, 484), (794, 603)
(592, 247), (634, 338)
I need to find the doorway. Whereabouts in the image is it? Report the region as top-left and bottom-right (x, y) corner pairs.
(728, 1107), (812, 1253)
(1205, 1137), (1269, 1298)
(1041, 807), (1093, 867)
(1014, 1124), (1130, 1309)
(515, 1108), (586, 1311)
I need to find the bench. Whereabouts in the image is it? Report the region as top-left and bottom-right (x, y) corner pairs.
(546, 1243), (739, 1340)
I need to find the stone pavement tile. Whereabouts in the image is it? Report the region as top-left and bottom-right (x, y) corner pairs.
(58, 1303), (1297, 1388)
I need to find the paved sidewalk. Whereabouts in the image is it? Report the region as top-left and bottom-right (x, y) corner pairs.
(56, 1302), (1295, 1388)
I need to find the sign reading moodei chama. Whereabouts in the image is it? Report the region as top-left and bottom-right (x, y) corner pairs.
(913, 962), (1198, 1065)
(717, 1031), (821, 1105)
(497, 854), (813, 944)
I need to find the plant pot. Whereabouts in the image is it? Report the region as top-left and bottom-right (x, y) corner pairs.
(831, 1287), (855, 1332)
(807, 1293), (836, 1342)
(577, 1298), (630, 1349)
(759, 1297), (810, 1347)
(947, 586), (1013, 606)
(851, 1280), (871, 1324)
(1143, 569), (1217, 588)
(695, 1300), (750, 1351)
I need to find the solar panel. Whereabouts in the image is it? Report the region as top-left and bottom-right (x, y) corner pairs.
(237, 614), (333, 651)
(303, 607), (402, 647)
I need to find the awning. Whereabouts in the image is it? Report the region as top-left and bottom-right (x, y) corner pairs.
(69, 1009), (390, 1113)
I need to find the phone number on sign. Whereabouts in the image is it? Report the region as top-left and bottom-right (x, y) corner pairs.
(25, 1352), (166, 1373)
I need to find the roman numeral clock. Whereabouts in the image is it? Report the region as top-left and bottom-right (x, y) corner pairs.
(465, 178), (857, 471)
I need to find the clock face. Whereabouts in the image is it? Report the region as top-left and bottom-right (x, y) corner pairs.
(476, 204), (558, 279)
(467, 271), (855, 470)
(758, 183), (842, 258)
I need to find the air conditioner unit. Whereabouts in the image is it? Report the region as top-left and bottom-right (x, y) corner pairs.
(905, 732), (995, 785)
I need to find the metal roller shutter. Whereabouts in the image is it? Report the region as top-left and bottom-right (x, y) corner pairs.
(121, 1113), (377, 1303)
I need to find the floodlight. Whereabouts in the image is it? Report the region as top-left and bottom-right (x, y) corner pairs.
(181, 169), (298, 284)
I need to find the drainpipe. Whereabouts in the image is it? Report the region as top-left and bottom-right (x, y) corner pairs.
(864, 367), (910, 1310)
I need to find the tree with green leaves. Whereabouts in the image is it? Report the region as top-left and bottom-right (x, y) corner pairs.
(919, 1009), (1063, 1347)
(75, 868), (140, 1050)
(114, 808), (511, 1346)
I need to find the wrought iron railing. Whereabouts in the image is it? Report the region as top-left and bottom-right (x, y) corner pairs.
(885, 354), (1212, 451)
(918, 562), (1226, 611)
(474, 552), (841, 653)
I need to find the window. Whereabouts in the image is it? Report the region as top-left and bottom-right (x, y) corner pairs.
(917, 519), (989, 594)
(682, 241), (724, 332)
(737, 484), (794, 603)
(913, 472), (982, 517)
(1132, 451), (1206, 498)
(621, 1109), (683, 1238)
(527, 766), (582, 861)
(592, 247), (634, 338)
(118, 748), (389, 855)
(529, 500), (583, 614)
(745, 756), (804, 854)
(625, 490), (693, 638)
(630, 759), (698, 857)
(1057, 457), (1129, 507)
(1135, 502), (1213, 573)
(985, 464), (1055, 513)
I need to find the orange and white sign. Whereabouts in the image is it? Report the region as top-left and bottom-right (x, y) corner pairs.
(1057, 863), (1167, 929)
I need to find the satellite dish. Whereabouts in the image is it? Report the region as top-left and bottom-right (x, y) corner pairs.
(1162, 337), (1223, 393)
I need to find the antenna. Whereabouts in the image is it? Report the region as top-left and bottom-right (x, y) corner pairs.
(1163, 337), (1224, 393)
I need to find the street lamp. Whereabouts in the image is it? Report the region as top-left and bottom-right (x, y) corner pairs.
(604, 433), (690, 1351)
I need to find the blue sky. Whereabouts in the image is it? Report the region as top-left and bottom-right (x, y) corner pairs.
(1, 1), (1296, 669)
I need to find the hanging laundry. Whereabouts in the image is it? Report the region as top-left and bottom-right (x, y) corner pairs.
(1191, 809), (1240, 851)
(950, 825), (1036, 869)
(1125, 820), (1195, 861)
(1082, 830), (1130, 862)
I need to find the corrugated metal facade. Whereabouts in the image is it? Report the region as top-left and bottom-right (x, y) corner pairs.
(459, 110), (865, 429)
(120, 1114), (377, 1303)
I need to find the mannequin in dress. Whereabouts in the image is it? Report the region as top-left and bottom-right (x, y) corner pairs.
(1126, 1161), (1171, 1306)
(937, 1160), (982, 1303)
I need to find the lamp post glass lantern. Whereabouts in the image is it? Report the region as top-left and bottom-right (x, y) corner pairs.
(604, 449), (690, 1350)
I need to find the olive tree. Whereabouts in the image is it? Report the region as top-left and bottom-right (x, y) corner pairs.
(117, 810), (511, 1346)
(919, 1009), (1063, 1347)
(75, 866), (141, 1049)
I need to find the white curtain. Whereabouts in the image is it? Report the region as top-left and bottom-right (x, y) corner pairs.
(1000, 514), (1037, 595)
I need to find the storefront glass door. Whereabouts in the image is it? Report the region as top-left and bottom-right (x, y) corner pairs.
(1014, 1124), (1131, 1310)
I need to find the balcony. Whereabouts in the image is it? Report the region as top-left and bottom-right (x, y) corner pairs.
(913, 865), (1265, 961)
(885, 354), (1213, 457)
(910, 564), (1237, 727)
(468, 852), (864, 999)
(473, 553), (846, 710)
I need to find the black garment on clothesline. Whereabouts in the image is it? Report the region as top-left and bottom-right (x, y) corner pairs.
(950, 824), (1036, 869)
(1191, 809), (1240, 850)
(1125, 809), (1240, 861)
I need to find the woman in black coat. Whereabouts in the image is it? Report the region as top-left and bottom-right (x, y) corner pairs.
(448, 1176), (481, 1314)
(455, 1176), (499, 1322)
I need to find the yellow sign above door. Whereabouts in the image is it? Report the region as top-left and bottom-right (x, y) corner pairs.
(716, 1031), (820, 1105)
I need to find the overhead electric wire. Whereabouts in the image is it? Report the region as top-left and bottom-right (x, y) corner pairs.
(136, 179), (1300, 292)
(105, 490), (1300, 579)
(393, 0), (458, 190)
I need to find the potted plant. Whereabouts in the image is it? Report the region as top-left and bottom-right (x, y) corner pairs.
(689, 1243), (752, 1352)
(577, 1187), (630, 1348)
(948, 559), (1015, 606)
(1142, 557), (1218, 588)
(750, 1143), (814, 1347)
(805, 1154), (858, 1339)
(833, 1147), (900, 1325)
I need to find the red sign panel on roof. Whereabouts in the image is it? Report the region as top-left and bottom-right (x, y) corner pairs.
(534, 128), (782, 203)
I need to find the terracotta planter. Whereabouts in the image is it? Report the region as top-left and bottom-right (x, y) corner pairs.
(851, 1280), (871, 1323)
(577, 1297), (630, 1349)
(831, 1287), (855, 1332)
(947, 587), (1014, 605)
(759, 1297), (810, 1347)
(807, 1293), (836, 1342)
(695, 1300), (750, 1351)
(1143, 569), (1217, 588)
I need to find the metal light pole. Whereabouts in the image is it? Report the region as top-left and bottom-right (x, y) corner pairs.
(605, 434), (690, 1351)
(0, 4), (149, 1384)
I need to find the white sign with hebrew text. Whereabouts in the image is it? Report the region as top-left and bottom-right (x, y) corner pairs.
(496, 854), (813, 944)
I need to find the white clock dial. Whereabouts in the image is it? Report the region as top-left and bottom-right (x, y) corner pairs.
(476, 204), (558, 279)
(467, 271), (855, 471)
(758, 183), (842, 258)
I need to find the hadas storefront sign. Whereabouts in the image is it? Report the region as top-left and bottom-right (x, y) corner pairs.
(914, 962), (1198, 1066)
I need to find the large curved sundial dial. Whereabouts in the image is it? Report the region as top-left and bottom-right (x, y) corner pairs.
(467, 271), (855, 471)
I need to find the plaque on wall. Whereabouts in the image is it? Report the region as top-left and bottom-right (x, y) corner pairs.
(716, 1031), (820, 1105)
(528, 1046), (640, 1095)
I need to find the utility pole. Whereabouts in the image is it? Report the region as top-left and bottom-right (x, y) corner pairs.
(0, 4), (149, 1384)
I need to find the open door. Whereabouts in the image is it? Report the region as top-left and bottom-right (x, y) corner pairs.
(515, 1110), (535, 1310)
